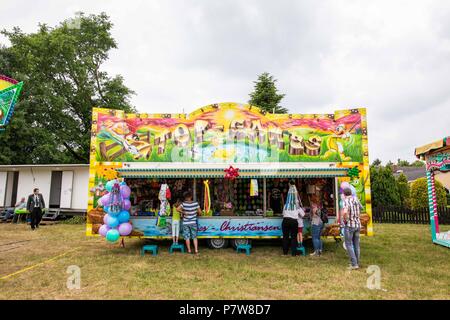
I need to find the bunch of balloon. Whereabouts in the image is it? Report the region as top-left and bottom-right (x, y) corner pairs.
(97, 179), (133, 243)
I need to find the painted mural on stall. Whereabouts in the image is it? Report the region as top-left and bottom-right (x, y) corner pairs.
(0, 75), (23, 131)
(90, 103), (368, 164)
(87, 103), (373, 237)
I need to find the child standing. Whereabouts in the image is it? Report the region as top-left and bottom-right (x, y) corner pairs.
(172, 199), (181, 244)
(297, 211), (305, 246)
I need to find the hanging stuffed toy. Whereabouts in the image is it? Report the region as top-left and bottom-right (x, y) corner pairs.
(203, 180), (212, 216)
(283, 184), (305, 217)
(157, 183), (169, 227)
(108, 181), (123, 214)
(250, 179), (259, 197)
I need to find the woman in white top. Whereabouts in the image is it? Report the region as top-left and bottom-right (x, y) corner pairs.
(281, 180), (305, 256)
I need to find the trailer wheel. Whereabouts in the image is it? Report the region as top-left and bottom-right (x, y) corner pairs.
(207, 238), (229, 249)
(231, 238), (251, 249)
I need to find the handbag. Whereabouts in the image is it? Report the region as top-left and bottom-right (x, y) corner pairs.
(157, 215), (167, 228)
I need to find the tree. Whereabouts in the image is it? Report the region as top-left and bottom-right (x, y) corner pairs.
(396, 173), (410, 207)
(411, 160), (425, 167)
(397, 159), (410, 167)
(0, 13), (135, 164)
(370, 165), (401, 207)
(385, 160), (394, 168)
(372, 158), (382, 166)
(249, 72), (287, 114)
(410, 177), (447, 209)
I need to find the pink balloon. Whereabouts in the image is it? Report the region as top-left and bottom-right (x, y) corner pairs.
(118, 222), (132, 236)
(103, 214), (109, 225)
(99, 193), (110, 206)
(120, 185), (131, 199)
(340, 182), (351, 190)
(122, 199), (131, 210)
(99, 224), (110, 237)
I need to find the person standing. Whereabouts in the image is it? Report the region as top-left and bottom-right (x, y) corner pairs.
(177, 191), (202, 254)
(342, 188), (362, 270)
(27, 188), (45, 230)
(310, 202), (324, 256)
(281, 180), (304, 256)
(171, 199), (182, 244)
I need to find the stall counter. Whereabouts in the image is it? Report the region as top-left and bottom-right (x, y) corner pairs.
(130, 215), (337, 238)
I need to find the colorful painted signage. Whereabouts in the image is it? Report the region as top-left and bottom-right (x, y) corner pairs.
(0, 75), (23, 131)
(90, 103), (368, 164)
(426, 150), (450, 172)
(130, 217), (340, 238)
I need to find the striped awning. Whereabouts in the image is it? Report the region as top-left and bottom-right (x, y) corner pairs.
(415, 137), (450, 157)
(116, 167), (349, 178)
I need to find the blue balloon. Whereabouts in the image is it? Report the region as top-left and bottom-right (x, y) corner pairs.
(106, 229), (120, 243)
(105, 180), (116, 192)
(118, 210), (130, 224)
(103, 206), (110, 213)
(106, 215), (119, 228)
(120, 181), (127, 186)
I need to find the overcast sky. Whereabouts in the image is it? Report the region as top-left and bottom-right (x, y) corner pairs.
(1, 0), (449, 163)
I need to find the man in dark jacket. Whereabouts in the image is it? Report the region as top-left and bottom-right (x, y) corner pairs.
(27, 188), (45, 230)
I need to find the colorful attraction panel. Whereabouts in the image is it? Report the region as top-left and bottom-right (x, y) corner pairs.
(0, 75), (23, 131)
(87, 103), (372, 238)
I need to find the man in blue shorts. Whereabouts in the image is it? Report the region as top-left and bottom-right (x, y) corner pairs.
(177, 191), (202, 254)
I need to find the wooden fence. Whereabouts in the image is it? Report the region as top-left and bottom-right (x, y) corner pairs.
(372, 206), (450, 225)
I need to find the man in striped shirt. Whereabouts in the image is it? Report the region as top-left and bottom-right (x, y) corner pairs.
(342, 188), (363, 270)
(177, 191), (202, 254)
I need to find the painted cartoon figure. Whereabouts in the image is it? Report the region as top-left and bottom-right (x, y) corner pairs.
(90, 182), (107, 197)
(100, 120), (141, 157)
(322, 124), (351, 161)
(350, 177), (366, 208)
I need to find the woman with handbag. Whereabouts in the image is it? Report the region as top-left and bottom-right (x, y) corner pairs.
(281, 180), (305, 256)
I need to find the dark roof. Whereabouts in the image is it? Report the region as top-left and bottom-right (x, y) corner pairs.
(393, 166), (426, 181)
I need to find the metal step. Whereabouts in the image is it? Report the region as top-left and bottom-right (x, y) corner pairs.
(42, 209), (60, 221)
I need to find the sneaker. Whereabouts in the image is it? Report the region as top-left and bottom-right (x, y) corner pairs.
(310, 251), (319, 256)
(347, 265), (360, 270)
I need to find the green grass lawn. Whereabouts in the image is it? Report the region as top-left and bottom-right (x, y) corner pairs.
(0, 223), (449, 299)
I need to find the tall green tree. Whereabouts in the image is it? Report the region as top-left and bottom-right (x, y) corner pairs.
(0, 12), (135, 164)
(372, 158), (382, 166)
(410, 177), (447, 209)
(249, 72), (287, 114)
(370, 165), (401, 207)
(396, 173), (410, 207)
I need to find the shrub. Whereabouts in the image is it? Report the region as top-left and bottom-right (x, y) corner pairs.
(410, 177), (447, 209)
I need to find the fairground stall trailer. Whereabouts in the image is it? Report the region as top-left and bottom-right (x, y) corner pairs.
(415, 137), (450, 248)
(86, 102), (372, 248)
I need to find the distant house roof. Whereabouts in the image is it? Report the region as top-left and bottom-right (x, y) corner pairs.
(393, 166), (426, 182)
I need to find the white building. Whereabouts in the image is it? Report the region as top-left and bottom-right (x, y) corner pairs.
(0, 164), (89, 213)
